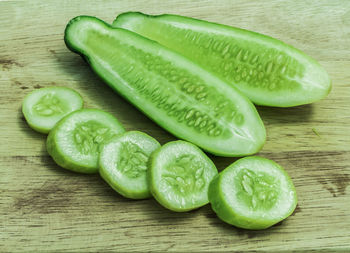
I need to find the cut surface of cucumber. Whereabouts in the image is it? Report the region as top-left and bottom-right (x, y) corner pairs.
(113, 12), (331, 107)
(149, 140), (218, 212)
(47, 108), (125, 173)
(99, 131), (161, 199)
(208, 156), (297, 230)
(64, 16), (266, 157)
(22, 87), (83, 133)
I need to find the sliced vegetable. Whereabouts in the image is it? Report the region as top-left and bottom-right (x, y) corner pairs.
(22, 87), (83, 134)
(208, 156), (297, 230)
(64, 16), (266, 157)
(149, 140), (218, 212)
(113, 12), (331, 107)
(99, 131), (161, 199)
(46, 108), (125, 173)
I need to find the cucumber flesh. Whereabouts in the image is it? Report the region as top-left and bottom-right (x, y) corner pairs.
(22, 87), (83, 134)
(149, 140), (218, 212)
(99, 131), (161, 199)
(208, 156), (297, 230)
(47, 108), (125, 173)
(113, 12), (331, 107)
(64, 16), (266, 157)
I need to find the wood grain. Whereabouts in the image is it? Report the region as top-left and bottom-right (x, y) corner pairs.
(1, 0), (349, 252)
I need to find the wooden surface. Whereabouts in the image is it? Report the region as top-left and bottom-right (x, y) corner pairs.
(1, 0), (349, 252)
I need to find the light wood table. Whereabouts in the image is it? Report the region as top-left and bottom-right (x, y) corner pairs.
(1, 0), (349, 252)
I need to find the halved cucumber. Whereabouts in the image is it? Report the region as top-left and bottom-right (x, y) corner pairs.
(208, 156), (297, 230)
(22, 87), (83, 133)
(99, 131), (161, 199)
(113, 12), (331, 107)
(64, 16), (266, 157)
(46, 108), (125, 173)
(149, 140), (218, 212)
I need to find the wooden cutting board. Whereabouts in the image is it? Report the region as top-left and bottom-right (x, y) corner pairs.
(1, 0), (349, 251)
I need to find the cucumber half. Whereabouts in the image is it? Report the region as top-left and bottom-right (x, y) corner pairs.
(47, 108), (125, 173)
(113, 12), (331, 107)
(208, 156), (297, 230)
(99, 131), (161, 199)
(22, 87), (83, 134)
(149, 140), (218, 212)
(64, 16), (266, 157)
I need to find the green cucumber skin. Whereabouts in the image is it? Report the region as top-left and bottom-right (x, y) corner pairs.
(208, 173), (274, 230)
(46, 108), (125, 174)
(100, 168), (153, 199)
(22, 87), (84, 134)
(64, 16), (266, 157)
(148, 143), (186, 212)
(208, 156), (297, 230)
(113, 12), (331, 107)
(148, 145), (178, 211)
(46, 121), (96, 174)
(99, 131), (161, 199)
(149, 140), (218, 212)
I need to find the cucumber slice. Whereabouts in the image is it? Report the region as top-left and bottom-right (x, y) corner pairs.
(47, 108), (125, 173)
(22, 87), (83, 133)
(64, 16), (266, 157)
(113, 12), (331, 107)
(149, 140), (218, 212)
(208, 156), (297, 230)
(99, 131), (161, 199)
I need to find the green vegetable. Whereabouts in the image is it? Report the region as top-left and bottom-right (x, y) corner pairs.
(149, 140), (218, 212)
(47, 108), (125, 173)
(312, 128), (321, 137)
(208, 156), (297, 230)
(99, 131), (161, 199)
(113, 12), (331, 107)
(22, 87), (83, 134)
(64, 16), (266, 157)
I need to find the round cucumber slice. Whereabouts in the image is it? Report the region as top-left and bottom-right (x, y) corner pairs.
(47, 108), (125, 173)
(22, 87), (83, 134)
(208, 156), (297, 230)
(149, 140), (218, 212)
(99, 131), (161, 199)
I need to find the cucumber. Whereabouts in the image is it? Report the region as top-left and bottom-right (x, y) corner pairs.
(99, 131), (161, 199)
(113, 12), (331, 107)
(47, 108), (125, 173)
(149, 140), (218, 212)
(208, 156), (297, 230)
(22, 87), (83, 134)
(64, 16), (266, 157)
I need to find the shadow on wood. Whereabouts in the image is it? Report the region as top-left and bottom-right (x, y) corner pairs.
(257, 104), (314, 125)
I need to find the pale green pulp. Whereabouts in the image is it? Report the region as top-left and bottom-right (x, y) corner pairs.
(113, 12), (331, 107)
